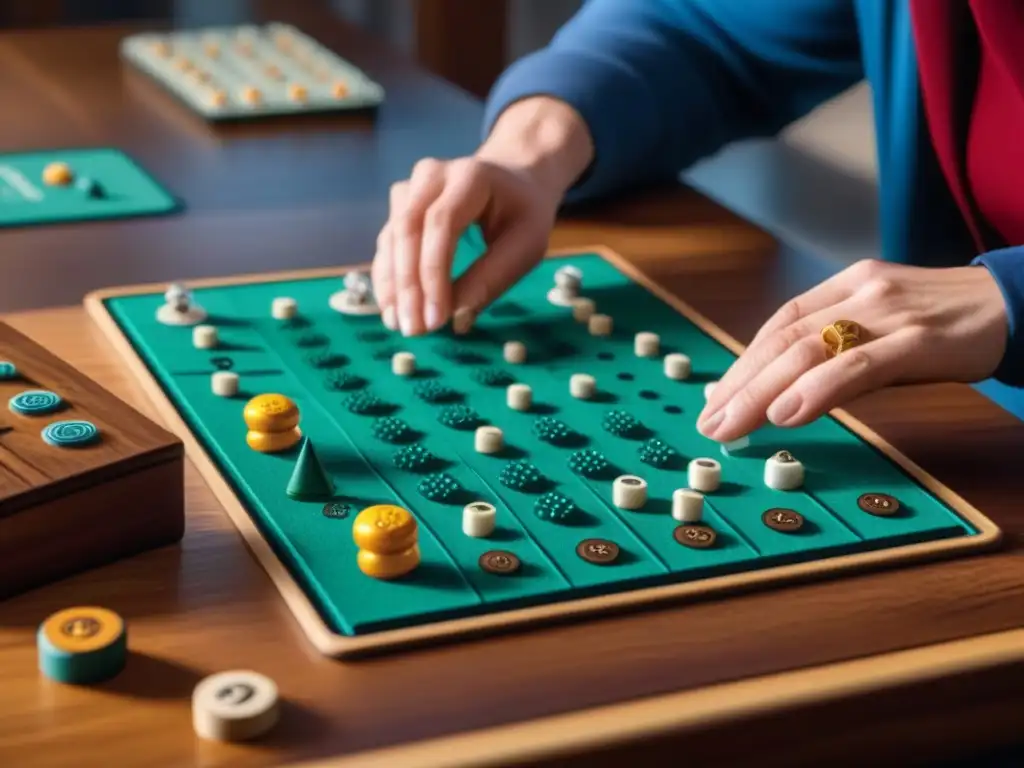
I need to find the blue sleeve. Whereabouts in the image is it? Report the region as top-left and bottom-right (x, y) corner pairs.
(483, 0), (864, 202)
(972, 247), (1024, 386)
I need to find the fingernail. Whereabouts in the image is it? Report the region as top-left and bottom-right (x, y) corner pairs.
(399, 305), (413, 336)
(425, 302), (443, 332)
(768, 393), (801, 425)
(382, 305), (397, 331)
(698, 410), (725, 437)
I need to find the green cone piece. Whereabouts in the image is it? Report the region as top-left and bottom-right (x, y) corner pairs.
(286, 437), (335, 500)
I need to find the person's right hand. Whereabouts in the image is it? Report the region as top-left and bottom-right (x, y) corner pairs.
(372, 96), (594, 336)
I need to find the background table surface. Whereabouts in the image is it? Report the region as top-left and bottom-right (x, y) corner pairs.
(3, 5), (1024, 768)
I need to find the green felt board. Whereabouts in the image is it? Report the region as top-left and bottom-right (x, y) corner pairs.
(103, 235), (977, 636)
(0, 148), (178, 228)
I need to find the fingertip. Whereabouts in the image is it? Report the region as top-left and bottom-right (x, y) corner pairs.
(382, 304), (398, 331)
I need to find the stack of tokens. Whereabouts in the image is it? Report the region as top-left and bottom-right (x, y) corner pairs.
(192, 670), (280, 742)
(353, 504), (420, 579)
(243, 394), (302, 452)
(37, 606), (127, 684)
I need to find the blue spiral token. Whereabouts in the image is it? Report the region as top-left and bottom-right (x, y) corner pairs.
(9, 390), (64, 416)
(0, 361), (16, 380)
(42, 420), (99, 447)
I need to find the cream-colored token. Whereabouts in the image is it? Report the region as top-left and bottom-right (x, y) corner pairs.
(613, 475), (647, 510)
(287, 83), (308, 102)
(462, 502), (497, 538)
(474, 425), (504, 454)
(664, 353), (691, 380)
(764, 450), (804, 490)
(688, 458), (721, 493)
(331, 81), (349, 98)
(451, 307), (475, 335)
(156, 303), (207, 326)
(392, 352), (416, 376)
(588, 314), (613, 336)
(672, 489), (704, 523)
(547, 265), (582, 306)
(572, 297), (596, 323)
(239, 86), (261, 105)
(569, 373), (596, 400)
(193, 325), (218, 349)
(634, 332), (660, 358)
(192, 670), (280, 742)
(503, 341), (527, 364)
(42, 162), (73, 187)
(507, 383), (532, 411)
(211, 371), (239, 397)
(271, 297), (297, 320)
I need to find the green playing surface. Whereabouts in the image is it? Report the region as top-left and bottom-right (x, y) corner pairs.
(0, 148), (179, 228)
(102, 234), (979, 637)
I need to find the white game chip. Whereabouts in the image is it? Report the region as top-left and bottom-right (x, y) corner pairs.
(192, 670), (280, 742)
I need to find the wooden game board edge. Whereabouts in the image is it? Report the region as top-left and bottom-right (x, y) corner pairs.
(82, 247), (1002, 659)
(289, 626), (1024, 768)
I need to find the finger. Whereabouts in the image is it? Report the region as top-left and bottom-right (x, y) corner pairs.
(701, 295), (859, 426)
(452, 225), (546, 319)
(765, 329), (916, 427)
(419, 159), (489, 331)
(747, 265), (863, 348)
(393, 159), (446, 335)
(372, 222), (397, 330)
(700, 334), (825, 442)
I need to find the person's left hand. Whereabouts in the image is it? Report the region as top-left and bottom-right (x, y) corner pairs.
(697, 259), (1009, 443)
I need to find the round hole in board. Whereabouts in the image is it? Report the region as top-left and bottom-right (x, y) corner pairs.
(617, 373), (634, 381)
(471, 503), (491, 512)
(598, 352), (614, 361)
(664, 405), (682, 414)
(639, 390), (658, 400)
(696, 459), (716, 468)
(622, 477), (641, 486)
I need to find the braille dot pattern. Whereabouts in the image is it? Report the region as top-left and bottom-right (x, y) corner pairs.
(568, 449), (612, 479)
(602, 410), (643, 438)
(371, 417), (416, 444)
(417, 472), (462, 502)
(437, 405), (481, 430)
(499, 460), (545, 492)
(413, 380), (461, 403)
(472, 367), (514, 388)
(344, 392), (388, 415)
(323, 370), (365, 391)
(532, 416), (578, 446)
(638, 438), (679, 468)
(534, 491), (576, 523)
(393, 444), (441, 473)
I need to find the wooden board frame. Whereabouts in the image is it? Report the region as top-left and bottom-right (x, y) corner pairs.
(83, 246), (1002, 659)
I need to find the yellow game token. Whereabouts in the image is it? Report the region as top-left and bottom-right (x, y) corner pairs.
(353, 504), (418, 554)
(287, 83), (308, 102)
(42, 162), (73, 186)
(243, 394), (299, 433)
(246, 427), (302, 453)
(37, 606), (127, 684)
(357, 544), (420, 580)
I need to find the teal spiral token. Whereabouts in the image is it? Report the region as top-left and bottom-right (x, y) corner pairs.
(42, 420), (100, 448)
(0, 361), (17, 380)
(9, 390), (64, 416)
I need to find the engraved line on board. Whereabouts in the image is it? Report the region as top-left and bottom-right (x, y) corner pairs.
(0, 166), (43, 202)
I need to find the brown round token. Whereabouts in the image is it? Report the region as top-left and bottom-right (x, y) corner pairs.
(857, 492), (901, 517)
(479, 550), (520, 575)
(576, 538), (620, 565)
(762, 508), (805, 532)
(673, 524), (717, 549)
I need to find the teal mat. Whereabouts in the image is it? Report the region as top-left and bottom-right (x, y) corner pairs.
(0, 148), (179, 228)
(103, 237), (979, 637)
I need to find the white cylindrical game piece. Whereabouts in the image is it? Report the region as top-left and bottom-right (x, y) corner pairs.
(554, 265), (582, 294)
(572, 297), (596, 322)
(634, 332), (660, 358)
(613, 475), (647, 510)
(192, 670), (280, 742)
(507, 383), (532, 411)
(672, 489), (704, 523)
(664, 353), (691, 380)
(392, 351), (416, 376)
(462, 501), (497, 538)
(588, 314), (613, 336)
(271, 297), (297, 320)
(211, 371), (239, 397)
(569, 373), (596, 400)
(504, 341), (527, 364)
(193, 324), (218, 349)
(688, 458), (721, 493)
(704, 381), (718, 400)
(764, 450), (805, 490)
(474, 425), (504, 454)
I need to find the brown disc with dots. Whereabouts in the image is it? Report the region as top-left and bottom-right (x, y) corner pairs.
(762, 508), (805, 533)
(479, 550), (521, 576)
(857, 492), (901, 517)
(673, 524), (718, 549)
(576, 538), (620, 565)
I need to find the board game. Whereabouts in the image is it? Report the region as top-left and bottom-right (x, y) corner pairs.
(121, 23), (385, 121)
(84, 235), (1001, 658)
(0, 148), (179, 228)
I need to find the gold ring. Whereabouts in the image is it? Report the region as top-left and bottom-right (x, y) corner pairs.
(821, 320), (862, 359)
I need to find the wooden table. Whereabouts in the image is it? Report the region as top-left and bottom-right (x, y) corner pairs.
(4, 8), (1024, 768)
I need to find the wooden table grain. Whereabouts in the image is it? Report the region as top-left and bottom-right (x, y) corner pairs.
(3, 7), (1024, 768)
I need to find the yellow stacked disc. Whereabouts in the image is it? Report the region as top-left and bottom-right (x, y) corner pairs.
(37, 606), (127, 684)
(353, 504), (420, 579)
(243, 394), (301, 453)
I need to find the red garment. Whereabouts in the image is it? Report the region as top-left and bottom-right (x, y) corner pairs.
(910, 0), (1024, 249)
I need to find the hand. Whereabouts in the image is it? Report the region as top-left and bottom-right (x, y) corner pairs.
(372, 96), (593, 336)
(696, 259), (1009, 442)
